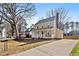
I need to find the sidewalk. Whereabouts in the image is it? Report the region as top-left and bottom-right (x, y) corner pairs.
(11, 39), (78, 56)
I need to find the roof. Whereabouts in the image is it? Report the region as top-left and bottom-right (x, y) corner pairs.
(35, 16), (55, 25)
(26, 28), (35, 32)
(30, 28), (36, 31)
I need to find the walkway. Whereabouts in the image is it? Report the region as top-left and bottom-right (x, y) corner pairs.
(11, 39), (78, 56)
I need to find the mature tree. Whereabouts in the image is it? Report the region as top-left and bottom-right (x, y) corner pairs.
(54, 8), (70, 31)
(0, 16), (3, 34)
(0, 16), (3, 24)
(70, 21), (74, 35)
(17, 16), (27, 36)
(0, 3), (36, 38)
(75, 22), (79, 36)
(46, 9), (54, 18)
(46, 8), (70, 31)
(64, 22), (69, 36)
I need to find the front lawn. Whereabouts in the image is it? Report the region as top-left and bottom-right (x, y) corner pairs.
(71, 41), (79, 56)
(0, 39), (54, 56)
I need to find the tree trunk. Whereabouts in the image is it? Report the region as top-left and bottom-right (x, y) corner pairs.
(11, 24), (19, 39)
(11, 25), (14, 36)
(73, 28), (74, 36)
(66, 29), (68, 36)
(15, 25), (19, 39)
(76, 28), (78, 36)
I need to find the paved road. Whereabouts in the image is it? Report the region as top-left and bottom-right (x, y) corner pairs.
(11, 39), (78, 56)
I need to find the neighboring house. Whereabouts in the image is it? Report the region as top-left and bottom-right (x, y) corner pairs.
(31, 13), (63, 39)
(17, 17), (27, 38)
(25, 28), (32, 38)
(0, 17), (27, 40)
(0, 21), (10, 40)
(0, 24), (6, 39)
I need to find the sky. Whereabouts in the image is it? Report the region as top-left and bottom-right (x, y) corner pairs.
(27, 3), (79, 28)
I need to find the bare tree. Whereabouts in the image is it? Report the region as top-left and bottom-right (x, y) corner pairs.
(64, 22), (69, 36)
(75, 22), (79, 36)
(46, 9), (54, 18)
(70, 21), (74, 35)
(45, 8), (70, 31)
(0, 3), (36, 38)
(54, 8), (70, 30)
(0, 15), (3, 36)
(17, 16), (27, 36)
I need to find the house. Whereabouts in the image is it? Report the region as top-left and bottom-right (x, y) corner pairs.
(17, 16), (27, 38)
(0, 24), (6, 39)
(0, 20), (13, 40)
(31, 12), (63, 39)
(0, 17), (27, 40)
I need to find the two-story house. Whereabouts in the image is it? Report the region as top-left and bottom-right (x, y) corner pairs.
(31, 12), (63, 39)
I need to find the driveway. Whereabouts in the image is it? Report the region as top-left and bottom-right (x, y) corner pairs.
(11, 39), (78, 56)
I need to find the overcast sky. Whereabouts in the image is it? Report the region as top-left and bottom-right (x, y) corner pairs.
(27, 3), (79, 28)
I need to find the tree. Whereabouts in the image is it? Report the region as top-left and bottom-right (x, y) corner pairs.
(0, 15), (3, 24)
(17, 16), (27, 36)
(46, 8), (70, 31)
(46, 9), (54, 18)
(70, 21), (74, 35)
(0, 15), (3, 34)
(75, 22), (79, 36)
(54, 8), (70, 30)
(64, 22), (69, 36)
(0, 3), (36, 38)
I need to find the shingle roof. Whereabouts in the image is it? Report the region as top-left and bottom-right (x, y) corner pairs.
(35, 16), (55, 25)
(30, 28), (36, 31)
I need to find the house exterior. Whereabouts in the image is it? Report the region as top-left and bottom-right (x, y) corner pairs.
(0, 21), (11, 40)
(0, 17), (27, 40)
(31, 13), (63, 39)
(0, 24), (6, 39)
(17, 19), (27, 38)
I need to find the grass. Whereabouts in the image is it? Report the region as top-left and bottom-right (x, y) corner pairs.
(0, 38), (15, 41)
(64, 36), (79, 39)
(0, 39), (54, 56)
(71, 41), (79, 56)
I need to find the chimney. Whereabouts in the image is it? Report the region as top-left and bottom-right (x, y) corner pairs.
(56, 12), (59, 29)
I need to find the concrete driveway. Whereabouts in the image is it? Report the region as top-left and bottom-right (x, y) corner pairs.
(11, 39), (78, 56)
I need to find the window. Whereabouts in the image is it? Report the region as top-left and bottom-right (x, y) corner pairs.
(50, 23), (53, 28)
(41, 31), (44, 37)
(37, 26), (38, 29)
(42, 31), (43, 35)
(42, 26), (43, 28)
(47, 32), (51, 37)
(48, 25), (50, 28)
